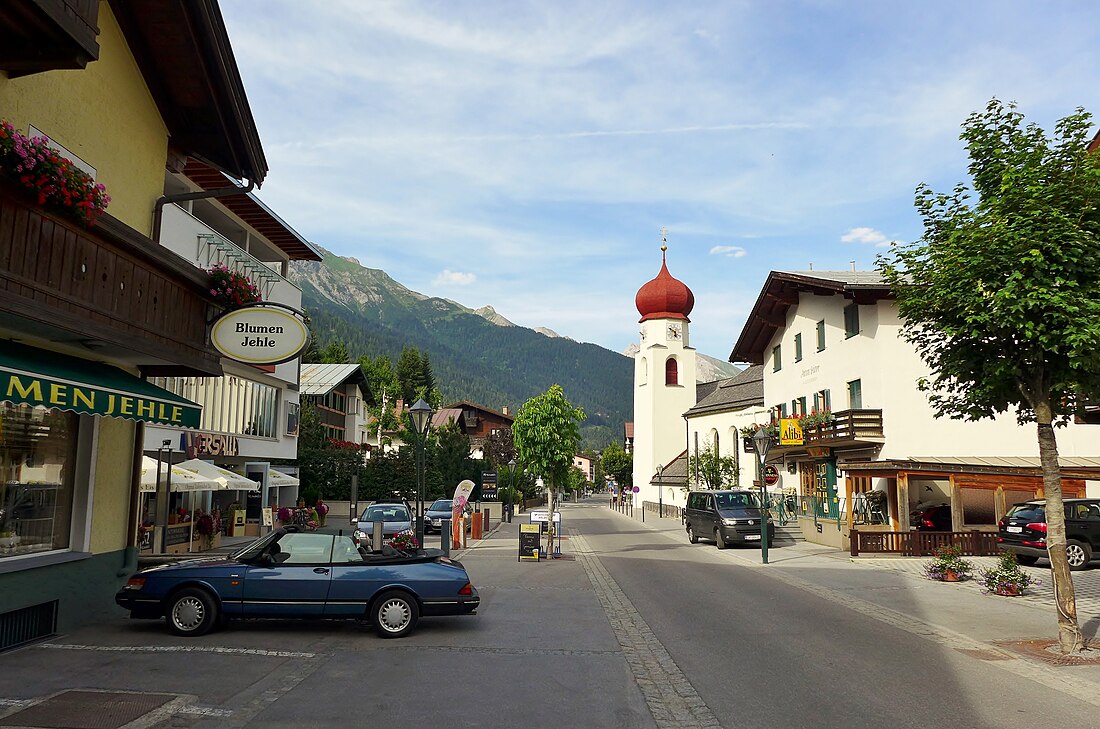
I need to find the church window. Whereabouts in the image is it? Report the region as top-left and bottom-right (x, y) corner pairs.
(665, 357), (679, 386)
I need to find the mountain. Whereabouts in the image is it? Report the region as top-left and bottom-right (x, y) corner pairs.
(621, 344), (741, 383)
(290, 250), (631, 448)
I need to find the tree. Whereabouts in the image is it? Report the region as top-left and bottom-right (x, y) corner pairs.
(512, 385), (586, 549)
(687, 438), (739, 490)
(600, 441), (632, 492)
(482, 426), (516, 468)
(877, 99), (1100, 654)
(396, 345), (442, 407)
(296, 403), (363, 503)
(319, 340), (350, 364)
(361, 354), (402, 443)
(431, 418), (476, 495)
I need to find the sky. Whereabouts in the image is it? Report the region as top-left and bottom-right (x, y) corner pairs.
(219, 0), (1100, 362)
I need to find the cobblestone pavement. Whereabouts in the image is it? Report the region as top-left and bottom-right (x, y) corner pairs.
(853, 555), (1100, 620)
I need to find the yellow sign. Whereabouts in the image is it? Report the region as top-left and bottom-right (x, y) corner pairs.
(780, 418), (804, 445)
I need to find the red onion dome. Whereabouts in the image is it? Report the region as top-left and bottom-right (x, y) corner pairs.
(636, 251), (694, 322)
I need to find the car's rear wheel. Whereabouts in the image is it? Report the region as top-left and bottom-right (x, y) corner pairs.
(166, 587), (217, 637)
(715, 529), (728, 549)
(1013, 554), (1039, 566)
(687, 524), (698, 544)
(1066, 540), (1092, 570)
(371, 590), (419, 638)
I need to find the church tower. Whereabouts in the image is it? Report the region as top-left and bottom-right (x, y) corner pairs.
(631, 240), (697, 508)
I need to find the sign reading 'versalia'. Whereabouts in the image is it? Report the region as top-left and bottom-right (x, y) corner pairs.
(210, 303), (310, 365)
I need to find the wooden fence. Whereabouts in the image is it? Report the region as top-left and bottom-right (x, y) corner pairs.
(850, 529), (1000, 557)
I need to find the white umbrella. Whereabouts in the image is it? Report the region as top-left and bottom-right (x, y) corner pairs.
(177, 458), (260, 491)
(138, 455), (221, 493)
(267, 469), (300, 487)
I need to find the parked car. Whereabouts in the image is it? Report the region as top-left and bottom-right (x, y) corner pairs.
(424, 499), (473, 534)
(998, 498), (1100, 570)
(116, 526), (479, 638)
(684, 490), (774, 549)
(910, 503), (952, 531)
(357, 501), (413, 537)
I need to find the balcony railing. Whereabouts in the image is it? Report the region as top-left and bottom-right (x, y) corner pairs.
(803, 409), (884, 444)
(198, 232), (285, 300)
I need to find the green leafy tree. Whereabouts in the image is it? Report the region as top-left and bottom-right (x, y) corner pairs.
(361, 354), (402, 442)
(600, 441), (632, 492)
(877, 99), (1100, 654)
(688, 438), (739, 490)
(431, 418), (476, 495)
(482, 426), (516, 468)
(296, 403), (363, 503)
(512, 385), (586, 546)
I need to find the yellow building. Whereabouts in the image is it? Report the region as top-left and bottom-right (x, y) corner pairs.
(0, 0), (269, 647)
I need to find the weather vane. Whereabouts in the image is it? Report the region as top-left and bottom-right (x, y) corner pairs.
(660, 226), (667, 252)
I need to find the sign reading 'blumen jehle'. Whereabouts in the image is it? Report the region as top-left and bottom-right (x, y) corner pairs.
(210, 303), (310, 365)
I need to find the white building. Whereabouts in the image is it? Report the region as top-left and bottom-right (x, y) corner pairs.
(633, 265), (1100, 549)
(299, 363), (373, 449)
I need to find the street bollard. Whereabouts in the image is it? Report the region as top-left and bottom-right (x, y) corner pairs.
(441, 519), (450, 556)
(372, 521), (384, 551)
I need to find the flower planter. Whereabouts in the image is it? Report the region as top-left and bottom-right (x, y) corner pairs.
(941, 569), (960, 582)
(994, 585), (1021, 596)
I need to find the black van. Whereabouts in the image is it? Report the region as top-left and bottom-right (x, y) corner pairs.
(684, 490), (773, 549)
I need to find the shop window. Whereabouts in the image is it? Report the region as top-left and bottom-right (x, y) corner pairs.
(0, 405), (77, 559)
(665, 358), (678, 386)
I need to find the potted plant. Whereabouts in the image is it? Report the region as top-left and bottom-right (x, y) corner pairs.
(740, 422), (779, 452)
(0, 528), (18, 550)
(923, 543), (974, 582)
(315, 498), (329, 526)
(205, 263), (261, 309)
(979, 551), (1035, 596)
(388, 529), (420, 552)
(802, 409), (835, 430)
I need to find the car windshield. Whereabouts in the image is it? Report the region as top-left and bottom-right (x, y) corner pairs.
(361, 505), (410, 522)
(232, 528), (282, 561)
(429, 500), (452, 511)
(1005, 504), (1045, 521)
(714, 492), (760, 510)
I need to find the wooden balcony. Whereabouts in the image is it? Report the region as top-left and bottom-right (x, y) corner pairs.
(768, 408), (885, 456)
(0, 0), (100, 77)
(0, 185), (222, 376)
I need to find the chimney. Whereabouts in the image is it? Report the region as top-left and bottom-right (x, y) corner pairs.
(850, 260), (856, 272)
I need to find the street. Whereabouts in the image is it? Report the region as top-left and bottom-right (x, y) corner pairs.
(2, 498), (1099, 728)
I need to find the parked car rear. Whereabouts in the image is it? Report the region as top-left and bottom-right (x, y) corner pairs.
(998, 498), (1100, 570)
(910, 503), (952, 531)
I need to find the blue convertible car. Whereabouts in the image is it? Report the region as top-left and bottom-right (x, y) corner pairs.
(116, 526), (479, 638)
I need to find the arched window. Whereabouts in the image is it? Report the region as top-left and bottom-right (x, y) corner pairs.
(665, 357), (678, 386)
(639, 357), (648, 386)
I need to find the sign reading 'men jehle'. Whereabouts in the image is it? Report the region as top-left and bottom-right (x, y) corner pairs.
(210, 303), (310, 366)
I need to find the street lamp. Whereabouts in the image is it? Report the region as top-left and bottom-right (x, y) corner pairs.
(752, 427), (773, 564)
(506, 458), (517, 523)
(655, 464), (664, 518)
(409, 398), (433, 547)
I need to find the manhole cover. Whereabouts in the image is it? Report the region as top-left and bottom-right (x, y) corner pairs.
(2, 690), (175, 728)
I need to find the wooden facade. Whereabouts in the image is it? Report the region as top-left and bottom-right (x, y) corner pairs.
(0, 185), (221, 376)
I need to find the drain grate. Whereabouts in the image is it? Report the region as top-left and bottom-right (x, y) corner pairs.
(1, 690), (175, 729)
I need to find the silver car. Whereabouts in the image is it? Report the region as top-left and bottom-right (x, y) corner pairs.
(356, 502), (413, 538)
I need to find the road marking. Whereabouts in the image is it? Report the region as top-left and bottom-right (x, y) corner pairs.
(38, 644), (315, 658)
(572, 531), (721, 729)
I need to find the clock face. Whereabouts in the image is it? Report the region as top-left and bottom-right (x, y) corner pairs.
(640, 327), (646, 341)
(667, 323), (682, 340)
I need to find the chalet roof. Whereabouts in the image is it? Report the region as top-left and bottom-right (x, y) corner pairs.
(443, 400), (515, 424)
(684, 365), (765, 418)
(111, 0), (267, 184)
(650, 450), (688, 485)
(183, 160), (322, 261)
(431, 407), (463, 429)
(730, 270), (894, 365)
(300, 363), (370, 399)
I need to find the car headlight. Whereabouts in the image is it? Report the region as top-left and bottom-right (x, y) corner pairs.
(722, 518), (738, 526)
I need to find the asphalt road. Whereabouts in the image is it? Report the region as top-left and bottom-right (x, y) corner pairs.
(1, 497), (1097, 729)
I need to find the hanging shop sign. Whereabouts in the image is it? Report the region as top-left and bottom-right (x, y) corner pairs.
(763, 465), (780, 486)
(780, 418), (804, 446)
(210, 302), (310, 366)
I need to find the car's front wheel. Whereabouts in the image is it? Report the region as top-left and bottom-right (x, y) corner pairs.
(1066, 540), (1092, 571)
(165, 587), (218, 637)
(715, 529), (728, 550)
(371, 590), (419, 638)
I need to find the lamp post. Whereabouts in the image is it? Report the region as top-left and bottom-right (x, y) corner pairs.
(409, 398), (433, 548)
(752, 427), (773, 564)
(506, 458), (517, 523)
(154, 439), (172, 553)
(655, 464), (664, 518)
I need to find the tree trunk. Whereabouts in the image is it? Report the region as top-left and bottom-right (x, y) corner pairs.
(1035, 401), (1084, 653)
(546, 479), (555, 557)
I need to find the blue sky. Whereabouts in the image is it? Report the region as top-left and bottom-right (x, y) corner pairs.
(220, 0), (1100, 362)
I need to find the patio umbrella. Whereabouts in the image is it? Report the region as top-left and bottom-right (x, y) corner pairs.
(138, 456), (220, 493)
(177, 458), (260, 491)
(267, 469), (300, 487)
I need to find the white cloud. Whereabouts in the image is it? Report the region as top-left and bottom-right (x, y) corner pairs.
(841, 227), (900, 248)
(709, 245), (747, 258)
(433, 270), (477, 287)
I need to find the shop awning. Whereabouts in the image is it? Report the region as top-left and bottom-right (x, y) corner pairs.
(0, 340), (201, 428)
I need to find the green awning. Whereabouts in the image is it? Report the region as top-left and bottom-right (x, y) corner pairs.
(0, 341), (201, 428)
